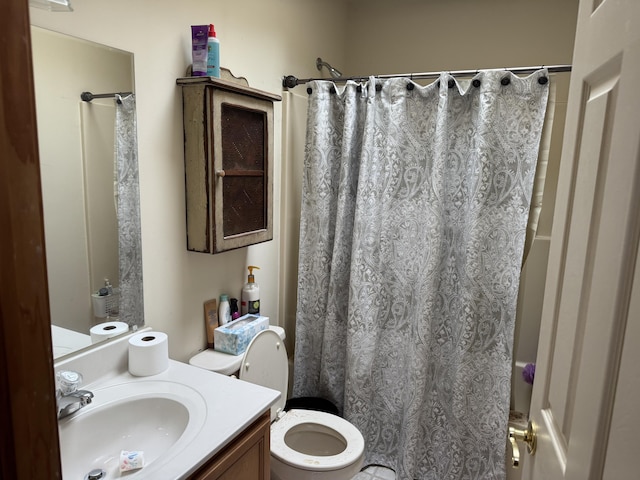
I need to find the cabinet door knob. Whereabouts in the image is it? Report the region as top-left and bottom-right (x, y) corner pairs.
(216, 169), (226, 177)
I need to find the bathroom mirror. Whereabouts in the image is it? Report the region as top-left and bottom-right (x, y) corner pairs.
(31, 26), (144, 358)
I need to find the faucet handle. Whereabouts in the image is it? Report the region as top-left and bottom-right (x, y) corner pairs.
(56, 370), (83, 395)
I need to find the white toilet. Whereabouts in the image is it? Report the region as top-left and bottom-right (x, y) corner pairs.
(189, 327), (365, 480)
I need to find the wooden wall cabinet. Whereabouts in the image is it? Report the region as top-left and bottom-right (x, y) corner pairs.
(177, 71), (281, 253)
(188, 411), (270, 480)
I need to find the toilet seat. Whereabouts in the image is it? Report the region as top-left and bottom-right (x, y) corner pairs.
(270, 409), (365, 472)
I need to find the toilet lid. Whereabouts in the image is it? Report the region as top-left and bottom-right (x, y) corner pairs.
(188, 348), (243, 376)
(239, 329), (288, 420)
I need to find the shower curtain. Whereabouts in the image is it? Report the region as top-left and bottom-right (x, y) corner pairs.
(115, 94), (143, 327)
(292, 70), (549, 479)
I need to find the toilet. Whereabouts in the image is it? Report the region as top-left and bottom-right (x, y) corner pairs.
(189, 326), (365, 480)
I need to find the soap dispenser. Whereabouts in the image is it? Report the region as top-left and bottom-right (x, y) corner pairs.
(241, 266), (260, 315)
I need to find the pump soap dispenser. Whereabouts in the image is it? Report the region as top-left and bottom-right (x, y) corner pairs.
(241, 266), (260, 315)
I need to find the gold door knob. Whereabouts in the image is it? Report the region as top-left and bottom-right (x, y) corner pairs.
(509, 420), (537, 468)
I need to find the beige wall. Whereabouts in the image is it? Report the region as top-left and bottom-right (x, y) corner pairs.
(31, 0), (347, 362)
(343, 0), (578, 77)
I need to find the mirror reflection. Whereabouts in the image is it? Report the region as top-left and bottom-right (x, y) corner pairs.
(31, 27), (144, 358)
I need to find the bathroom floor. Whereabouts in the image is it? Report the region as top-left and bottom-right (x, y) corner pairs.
(353, 465), (396, 480)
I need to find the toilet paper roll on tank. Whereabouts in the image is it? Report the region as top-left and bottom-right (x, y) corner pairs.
(128, 331), (169, 376)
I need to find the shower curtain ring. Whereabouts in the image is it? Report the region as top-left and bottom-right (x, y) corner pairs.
(407, 73), (415, 91)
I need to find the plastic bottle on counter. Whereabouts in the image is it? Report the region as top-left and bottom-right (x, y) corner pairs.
(241, 266), (260, 315)
(218, 294), (231, 325)
(230, 298), (240, 320)
(206, 24), (220, 77)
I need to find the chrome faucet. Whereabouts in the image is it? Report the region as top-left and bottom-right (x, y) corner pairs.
(56, 370), (94, 419)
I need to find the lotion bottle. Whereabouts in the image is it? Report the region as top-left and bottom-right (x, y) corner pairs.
(218, 294), (231, 325)
(241, 266), (260, 315)
(206, 24), (220, 78)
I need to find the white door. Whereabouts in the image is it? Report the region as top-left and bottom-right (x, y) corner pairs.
(522, 0), (640, 479)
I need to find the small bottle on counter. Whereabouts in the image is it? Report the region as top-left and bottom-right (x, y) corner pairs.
(218, 294), (231, 325)
(230, 298), (240, 320)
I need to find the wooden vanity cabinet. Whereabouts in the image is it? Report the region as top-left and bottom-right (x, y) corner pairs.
(188, 411), (271, 480)
(177, 73), (281, 254)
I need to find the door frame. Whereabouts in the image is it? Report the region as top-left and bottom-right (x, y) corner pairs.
(0, 0), (61, 477)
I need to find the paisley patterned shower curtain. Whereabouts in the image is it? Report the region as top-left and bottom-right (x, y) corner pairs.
(292, 70), (549, 479)
(115, 94), (143, 327)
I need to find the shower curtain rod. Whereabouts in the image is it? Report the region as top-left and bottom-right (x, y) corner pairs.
(80, 91), (133, 102)
(282, 64), (572, 88)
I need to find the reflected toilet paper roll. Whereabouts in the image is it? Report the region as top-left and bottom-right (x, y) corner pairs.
(128, 331), (169, 376)
(90, 321), (129, 343)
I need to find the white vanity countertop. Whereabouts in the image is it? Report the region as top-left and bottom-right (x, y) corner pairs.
(87, 360), (279, 479)
(55, 330), (280, 479)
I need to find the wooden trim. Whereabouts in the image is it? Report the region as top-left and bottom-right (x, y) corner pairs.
(0, 0), (61, 478)
(177, 76), (282, 103)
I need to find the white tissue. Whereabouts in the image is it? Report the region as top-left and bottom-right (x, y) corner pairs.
(90, 321), (128, 343)
(128, 331), (169, 376)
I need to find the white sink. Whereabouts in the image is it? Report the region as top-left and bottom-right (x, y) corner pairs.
(58, 381), (206, 479)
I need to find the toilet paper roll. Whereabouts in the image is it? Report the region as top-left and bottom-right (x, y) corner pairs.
(128, 331), (169, 376)
(90, 321), (129, 343)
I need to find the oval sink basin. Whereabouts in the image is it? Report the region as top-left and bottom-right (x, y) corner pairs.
(59, 380), (207, 479)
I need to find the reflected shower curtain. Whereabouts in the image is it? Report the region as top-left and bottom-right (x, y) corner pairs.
(115, 94), (143, 327)
(292, 71), (549, 480)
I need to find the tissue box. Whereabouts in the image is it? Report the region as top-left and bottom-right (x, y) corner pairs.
(214, 314), (269, 355)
